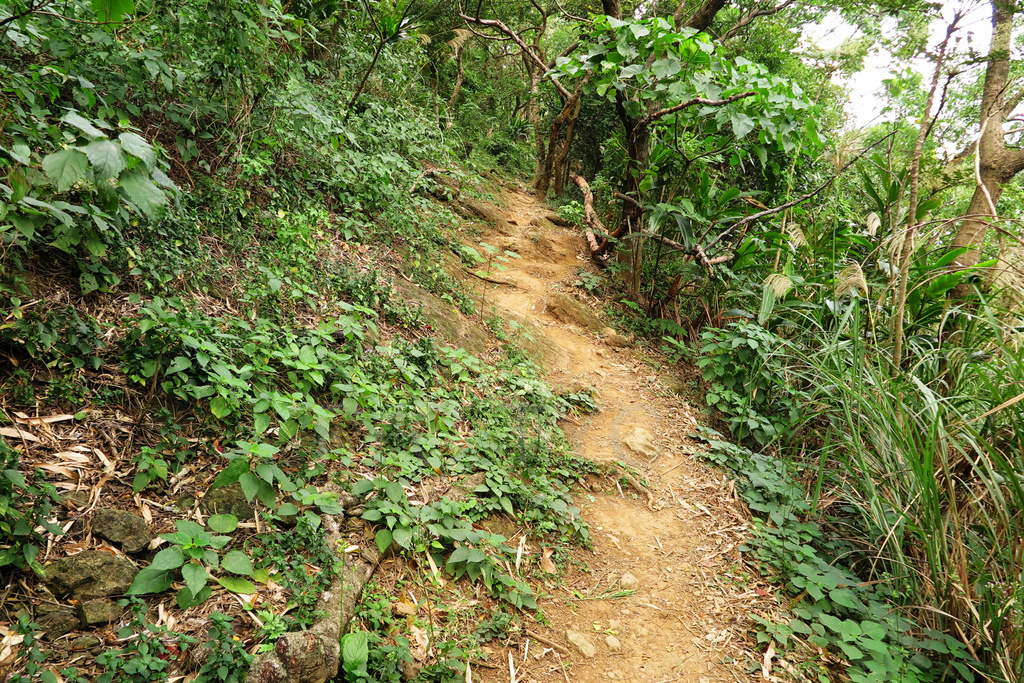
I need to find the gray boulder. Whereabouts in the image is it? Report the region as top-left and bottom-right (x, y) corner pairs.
(92, 509), (152, 553)
(202, 483), (255, 521)
(44, 550), (138, 601)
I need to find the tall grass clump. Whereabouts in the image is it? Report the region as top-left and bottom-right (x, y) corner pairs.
(794, 303), (1024, 681)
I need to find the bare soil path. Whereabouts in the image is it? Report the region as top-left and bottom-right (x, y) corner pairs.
(465, 188), (769, 683)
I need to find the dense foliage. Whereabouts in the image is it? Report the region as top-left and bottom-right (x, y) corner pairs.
(4, 0), (1024, 681)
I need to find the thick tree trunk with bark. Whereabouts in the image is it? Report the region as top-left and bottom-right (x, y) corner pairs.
(950, 0), (1024, 294)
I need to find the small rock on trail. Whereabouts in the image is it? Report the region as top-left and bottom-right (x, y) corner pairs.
(566, 629), (597, 658)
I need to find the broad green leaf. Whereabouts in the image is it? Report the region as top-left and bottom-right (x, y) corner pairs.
(63, 112), (105, 138)
(221, 550), (254, 575)
(629, 23), (650, 38)
(177, 584), (211, 609)
(651, 58), (680, 80)
(277, 502), (298, 516)
(730, 113), (755, 138)
(341, 631), (369, 668)
(829, 587), (863, 610)
(42, 149), (88, 192)
(9, 169), (28, 202)
(150, 546), (185, 570)
(207, 513), (239, 533)
(128, 567), (173, 594)
(85, 140), (126, 179)
(217, 576), (257, 594)
(384, 481), (404, 502)
(176, 519), (205, 537)
(254, 412), (271, 434)
(257, 479), (276, 508)
(350, 479), (375, 496)
(860, 621), (886, 640)
(167, 356), (191, 373)
(375, 528), (393, 553)
(211, 457), (249, 489)
(210, 397), (232, 419)
(90, 0), (135, 23)
(239, 471), (260, 502)
(119, 168), (167, 219)
(119, 132), (155, 168)
(392, 526), (412, 548)
(181, 562), (208, 597)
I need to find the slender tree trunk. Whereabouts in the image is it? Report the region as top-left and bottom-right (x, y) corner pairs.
(526, 67), (547, 189)
(447, 45), (465, 109)
(892, 24), (954, 369)
(553, 97), (582, 196)
(536, 116), (562, 197)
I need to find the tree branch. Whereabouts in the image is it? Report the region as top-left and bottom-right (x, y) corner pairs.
(459, 13), (571, 98)
(638, 91), (756, 130)
(679, 0), (728, 31)
(720, 0), (796, 42)
(702, 131), (899, 253)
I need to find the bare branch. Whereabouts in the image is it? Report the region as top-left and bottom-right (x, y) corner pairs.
(702, 131), (899, 253)
(639, 92), (756, 130)
(720, 0), (796, 42)
(459, 13), (571, 98)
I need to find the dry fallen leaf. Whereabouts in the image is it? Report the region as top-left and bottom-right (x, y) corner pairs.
(540, 547), (557, 574)
(14, 414), (75, 425)
(761, 640), (775, 680)
(0, 427), (38, 442)
(410, 624), (429, 661)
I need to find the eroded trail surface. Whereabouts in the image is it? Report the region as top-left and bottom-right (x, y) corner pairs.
(469, 189), (764, 683)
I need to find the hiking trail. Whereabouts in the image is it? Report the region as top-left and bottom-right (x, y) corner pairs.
(460, 187), (770, 683)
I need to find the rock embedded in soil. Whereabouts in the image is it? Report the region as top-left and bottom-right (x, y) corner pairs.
(44, 550), (138, 601)
(77, 598), (124, 626)
(545, 213), (574, 227)
(604, 333), (631, 348)
(37, 605), (80, 640)
(546, 293), (603, 332)
(623, 427), (659, 459)
(566, 629), (597, 658)
(605, 635), (622, 652)
(92, 509), (152, 553)
(619, 573), (640, 591)
(71, 635), (101, 650)
(201, 483), (255, 521)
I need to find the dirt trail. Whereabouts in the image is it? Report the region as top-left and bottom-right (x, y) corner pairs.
(468, 189), (764, 683)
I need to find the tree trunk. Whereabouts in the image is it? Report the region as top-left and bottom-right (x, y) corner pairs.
(447, 45), (465, 109)
(892, 23), (954, 369)
(950, 0), (1024, 296)
(536, 116), (562, 198)
(526, 67), (547, 189)
(552, 97), (582, 196)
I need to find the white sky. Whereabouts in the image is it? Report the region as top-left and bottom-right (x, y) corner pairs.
(802, 1), (995, 129)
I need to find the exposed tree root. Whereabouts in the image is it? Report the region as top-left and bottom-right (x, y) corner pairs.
(244, 512), (387, 683)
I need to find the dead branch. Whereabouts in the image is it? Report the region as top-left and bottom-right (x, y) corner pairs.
(459, 13), (571, 98)
(720, 0), (796, 42)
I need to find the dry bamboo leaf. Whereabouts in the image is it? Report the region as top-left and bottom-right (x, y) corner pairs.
(762, 640), (776, 680)
(37, 464), (81, 478)
(15, 414), (75, 425)
(425, 550), (445, 586)
(0, 427), (38, 442)
(52, 451), (92, 464)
